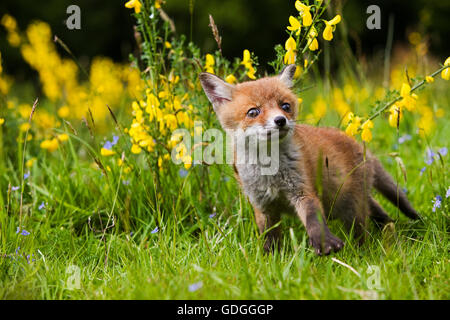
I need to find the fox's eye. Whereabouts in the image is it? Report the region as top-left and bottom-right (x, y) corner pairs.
(247, 108), (260, 118)
(281, 103), (291, 112)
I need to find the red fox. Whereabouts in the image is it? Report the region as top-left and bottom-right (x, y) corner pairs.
(199, 64), (420, 255)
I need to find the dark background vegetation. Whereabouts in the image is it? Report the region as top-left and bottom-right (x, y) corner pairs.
(1, 0), (449, 78)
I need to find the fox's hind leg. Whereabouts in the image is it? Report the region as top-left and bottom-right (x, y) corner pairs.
(369, 197), (394, 228)
(333, 193), (369, 244)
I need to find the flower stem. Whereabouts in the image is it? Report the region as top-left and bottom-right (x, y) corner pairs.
(366, 65), (449, 122)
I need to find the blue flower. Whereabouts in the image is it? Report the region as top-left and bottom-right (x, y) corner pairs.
(398, 134), (412, 144)
(420, 167), (426, 176)
(103, 135), (119, 150)
(11, 186), (19, 191)
(38, 201), (46, 210)
(23, 172), (30, 180)
(446, 187), (450, 199)
(178, 169), (188, 178)
(209, 212), (216, 218)
(16, 227), (30, 236)
(432, 195), (442, 212)
(151, 227), (159, 234)
(438, 147), (448, 157)
(188, 281), (203, 292)
(425, 148), (435, 165)
(103, 140), (113, 150)
(122, 180), (130, 186)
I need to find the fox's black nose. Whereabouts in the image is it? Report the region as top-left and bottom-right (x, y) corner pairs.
(274, 116), (287, 127)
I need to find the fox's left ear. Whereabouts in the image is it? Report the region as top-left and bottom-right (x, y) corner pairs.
(199, 73), (235, 111)
(278, 64), (297, 88)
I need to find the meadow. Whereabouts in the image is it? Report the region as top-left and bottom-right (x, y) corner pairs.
(0, 0), (449, 299)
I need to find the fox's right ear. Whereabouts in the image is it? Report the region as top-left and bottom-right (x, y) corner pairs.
(278, 64), (297, 88)
(199, 73), (235, 111)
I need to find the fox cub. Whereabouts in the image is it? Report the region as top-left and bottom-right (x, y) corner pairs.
(200, 64), (420, 255)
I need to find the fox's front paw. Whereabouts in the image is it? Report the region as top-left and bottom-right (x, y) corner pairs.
(308, 231), (344, 256)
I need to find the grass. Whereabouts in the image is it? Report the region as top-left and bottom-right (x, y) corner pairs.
(0, 80), (448, 300)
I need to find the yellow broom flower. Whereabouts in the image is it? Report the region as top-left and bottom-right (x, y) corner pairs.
(388, 105), (402, 128)
(225, 74), (237, 84)
(287, 16), (301, 35)
(295, 1), (312, 26)
(125, 0), (142, 14)
(442, 57), (450, 80)
(323, 15), (341, 41)
(361, 119), (374, 142)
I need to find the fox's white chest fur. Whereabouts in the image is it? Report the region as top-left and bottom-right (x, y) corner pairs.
(235, 139), (304, 211)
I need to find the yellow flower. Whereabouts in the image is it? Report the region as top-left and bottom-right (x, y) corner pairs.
(225, 74), (237, 84)
(287, 16), (301, 35)
(26, 157), (37, 168)
(155, 0), (162, 9)
(164, 41), (172, 49)
(101, 148), (116, 156)
(0, 118), (4, 125)
(361, 119), (374, 142)
(295, 1), (312, 26)
(308, 38), (318, 51)
(182, 155), (192, 170)
(241, 49), (252, 68)
(241, 50), (256, 79)
(425, 76), (434, 83)
(131, 144), (142, 154)
(322, 15), (341, 41)
(284, 51), (296, 65)
(345, 113), (361, 137)
(388, 105), (402, 128)
(285, 36), (296, 51)
(284, 37), (297, 64)
(343, 112), (354, 126)
(398, 83), (417, 111)
(441, 57), (450, 80)
(444, 57), (450, 65)
(164, 114), (178, 131)
(205, 54), (215, 74)
(246, 65), (256, 79)
(124, 166), (132, 174)
(125, 0), (142, 13)
(40, 138), (59, 152)
(1, 14), (17, 31)
(294, 66), (302, 79)
(58, 106), (70, 118)
(57, 133), (69, 142)
(20, 123), (31, 132)
(442, 68), (450, 81)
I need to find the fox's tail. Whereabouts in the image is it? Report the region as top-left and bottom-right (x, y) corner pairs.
(372, 159), (421, 220)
